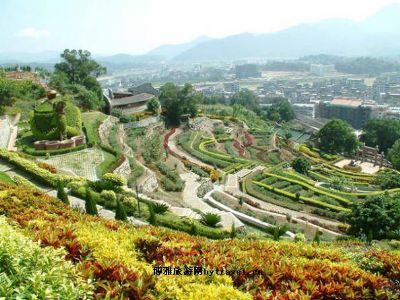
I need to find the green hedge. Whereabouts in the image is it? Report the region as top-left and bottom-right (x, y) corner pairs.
(262, 172), (352, 206)
(178, 133), (230, 168)
(0, 149), (74, 187)
(253, 181), (350, 213)
(22, 144), (86, 156)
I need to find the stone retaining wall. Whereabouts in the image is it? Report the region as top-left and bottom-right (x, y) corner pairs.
(112, 156), (131, 178)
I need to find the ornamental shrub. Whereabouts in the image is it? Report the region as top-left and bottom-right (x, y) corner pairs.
(85, 188), (98, 215)
(57, 182), (70, 205)
(115, 200), (128, 221)
(102, 173), (127, 187)
(0, 217), (93, 299)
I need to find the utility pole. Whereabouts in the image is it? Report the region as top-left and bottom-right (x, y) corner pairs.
(135, 180), (141, 217)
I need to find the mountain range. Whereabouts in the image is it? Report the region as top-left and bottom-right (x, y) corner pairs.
(1, 4), (400, 65)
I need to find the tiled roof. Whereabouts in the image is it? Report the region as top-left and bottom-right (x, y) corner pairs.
(110, 93), (154, 107)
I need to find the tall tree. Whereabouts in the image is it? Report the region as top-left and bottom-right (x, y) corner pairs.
(54, 49), (106, 85)
(317, 119), (358, 154)
(230, 89), (260, 113)
(361, 119), (400, 153)
(159, 82), (202, 125)
(346, 194), (400, 240)
(266, 97), (295, 122)
(389, 139), (400, 170)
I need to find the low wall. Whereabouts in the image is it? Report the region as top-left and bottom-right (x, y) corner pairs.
(123, 116), (160, 129)
(112, 156), (131, 178)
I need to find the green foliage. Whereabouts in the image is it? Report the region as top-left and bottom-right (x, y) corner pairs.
(266, 224), (289, 241)
(389, 139), (400, 170)
(49, 49), (105, 108)
(152, 202), (169, 214)
(230, 89), (260, 113)
(313, 230), (323, 244)
(200, 212), (221, 228)
(54, 49), (106, 85)
(0, 77), (45, 113)
(373, 169), (400, 190)
(147, 97), (161, 114)
(102, 173), (127, 187)
(159, 82), (202, 125)
(265, 97), (295, 122)
(361, 119), (400, 153)
(291, 157), (311, 175)
(30, 99), (82, 140)
(148, 204), (157, 225)
(57, 182), (70, 205)
(100, 190), (117, 202)
(85, 187), (98, 215)
(0, 217), (93, 299)
(142, 133), (163, 163)
(156, 161), (184, 192)
(346, 194), (400, 240)
(73, 84), (104, 110)
(318, 119), (359, 154)
(230, 223), (237, 239)
(0, 149), (73, 187)
(115, 200), (128, 221)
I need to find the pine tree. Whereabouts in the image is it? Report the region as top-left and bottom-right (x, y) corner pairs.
(190, 222), (198, 236)
(313, 230), (322, 244)
(85, 188), (98, 215)
(115, 200), (128, 221)
(230, 222), (237, 239)
(57, 182), (69, 205)
(148, 204), (156, 225)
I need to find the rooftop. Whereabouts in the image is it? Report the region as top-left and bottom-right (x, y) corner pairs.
(110, 92), (154, 107)
(330, 98), (363, 107)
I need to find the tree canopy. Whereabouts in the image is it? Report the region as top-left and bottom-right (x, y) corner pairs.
(265, 97), (295, 122)
(346, 194), (400, 240)
(50, 49), (106, 111)
(230, 89), (260, 114)
(159, 82), (202, 125)
(291, 157), (310, 175)
(317, 119), (358, 154)
(361, 119), (400, 154)
(389, 139), (400, 170)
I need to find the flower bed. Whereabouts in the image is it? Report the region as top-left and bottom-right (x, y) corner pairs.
(0, 183), (398, 299)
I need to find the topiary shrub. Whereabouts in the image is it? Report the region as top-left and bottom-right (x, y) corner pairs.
(30, 99), (82, 141)
(102, 173), (127, 187)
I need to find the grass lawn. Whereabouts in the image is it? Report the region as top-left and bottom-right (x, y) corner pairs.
(96, 150), (116, 177)
(82, 111), (107, 145)
(0, 172), (14, 184)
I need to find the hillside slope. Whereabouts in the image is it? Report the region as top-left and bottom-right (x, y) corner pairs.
(0, 183), (399, 299)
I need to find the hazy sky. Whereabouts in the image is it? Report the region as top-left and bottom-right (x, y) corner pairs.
(1, 0), (399, 54)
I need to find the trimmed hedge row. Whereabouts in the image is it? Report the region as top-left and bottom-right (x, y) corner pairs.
(179, 133), (230, 168)
(22, 144), (86, 156)
(0, 149), (75, 187)
(321, 164), (374, 178)
(253, 181), (350, 213)
(262, 172), (352, 206)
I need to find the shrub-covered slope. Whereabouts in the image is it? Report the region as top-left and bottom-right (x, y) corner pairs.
(0, 183), (399, 299)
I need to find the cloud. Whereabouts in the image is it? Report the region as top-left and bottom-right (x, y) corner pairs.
(16, 27), (50, 38)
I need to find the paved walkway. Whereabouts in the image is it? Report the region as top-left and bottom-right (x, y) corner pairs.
(213, 188), (341, 237)
(0, 159), (147, 226)
(229, 187), (342, 229)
